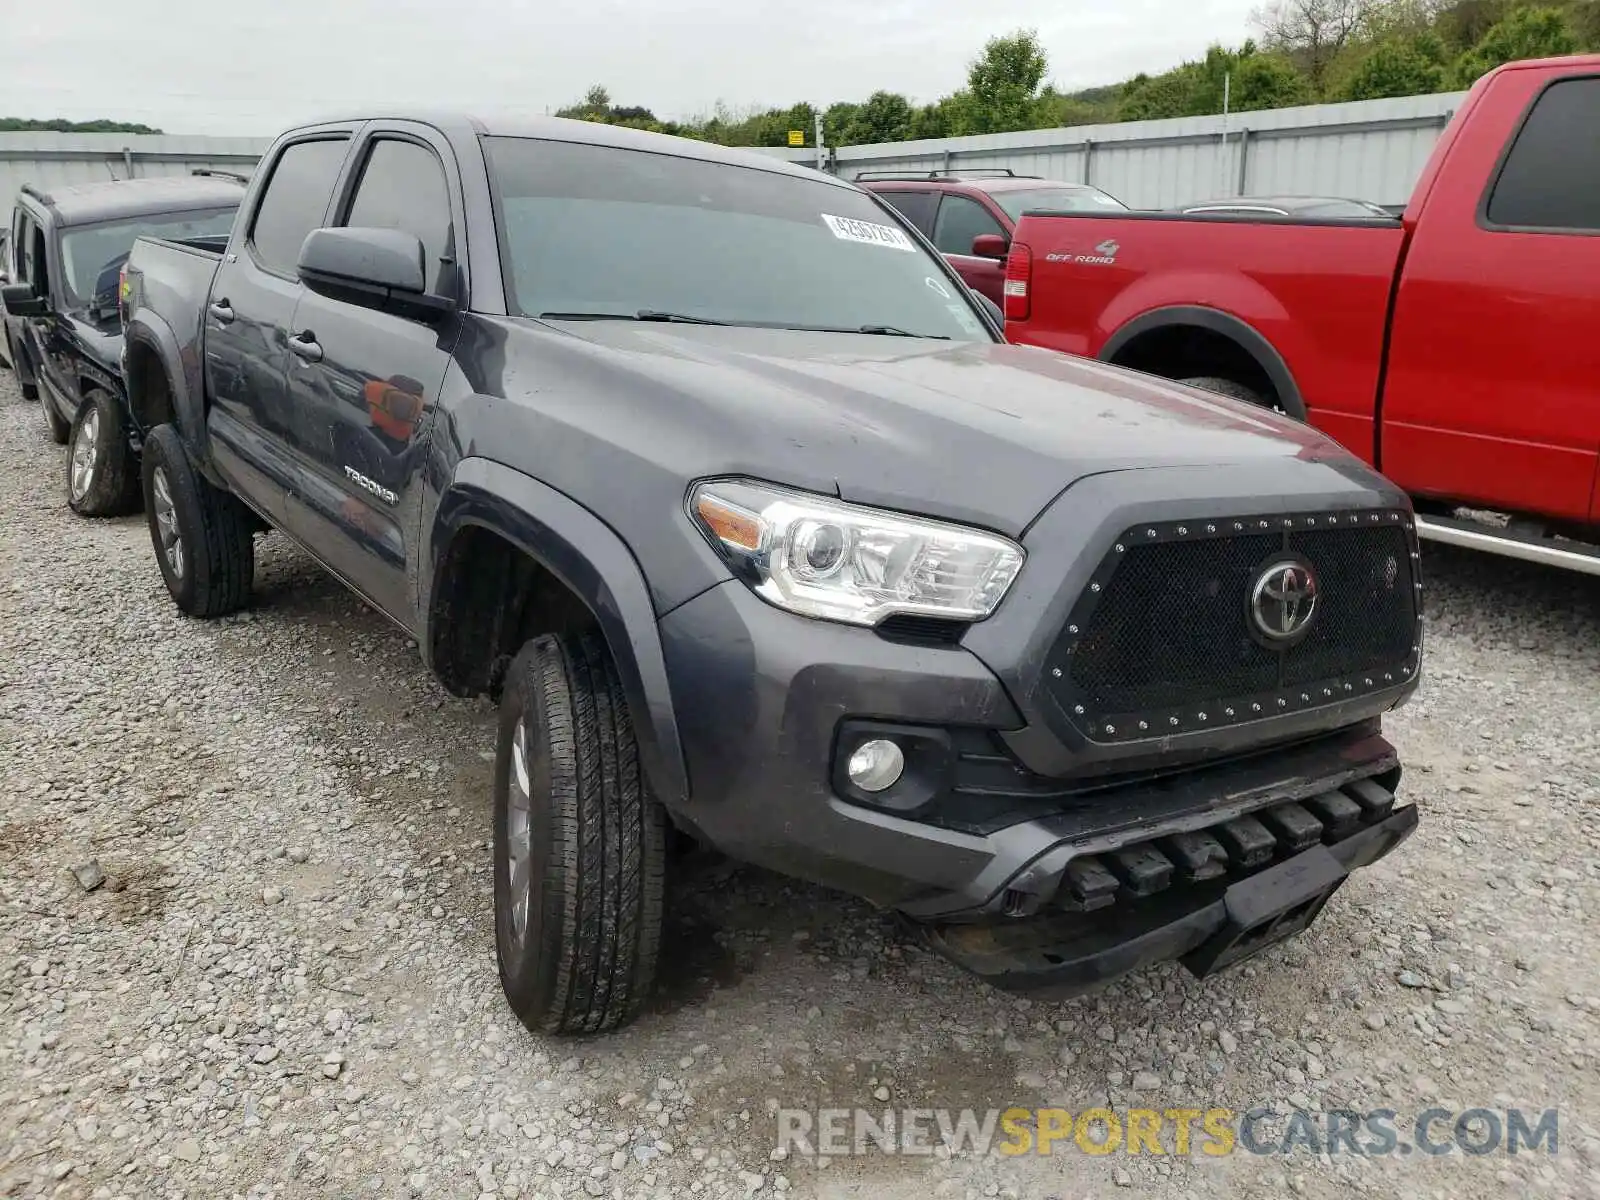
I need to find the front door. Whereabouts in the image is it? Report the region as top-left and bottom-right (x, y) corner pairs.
(931, 193), (1009, 306)
(203, 132), (354, 527)
(14, 213), (78, 421)
(281, 129), (462, 625)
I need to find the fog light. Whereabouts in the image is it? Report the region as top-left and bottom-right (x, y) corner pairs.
(847, 739), (904, 792)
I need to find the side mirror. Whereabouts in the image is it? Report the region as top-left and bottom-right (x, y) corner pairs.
(1, 281), (46, 317)
(970, 233), (1010, 260)
(297, 227), (453, 320)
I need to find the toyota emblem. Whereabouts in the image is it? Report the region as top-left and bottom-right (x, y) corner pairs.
(1250, 559), (1319, 642)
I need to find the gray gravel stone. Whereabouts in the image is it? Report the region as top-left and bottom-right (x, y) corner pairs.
(0, 370), (1596, 1200)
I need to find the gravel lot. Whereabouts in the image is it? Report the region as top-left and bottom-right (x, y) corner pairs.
(2, 368), (1598, 1200)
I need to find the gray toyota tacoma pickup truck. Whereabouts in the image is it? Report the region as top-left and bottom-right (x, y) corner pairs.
(119, 112), (1422, 1035)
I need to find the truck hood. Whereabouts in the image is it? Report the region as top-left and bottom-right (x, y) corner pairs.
(531, 320), (1350, 535)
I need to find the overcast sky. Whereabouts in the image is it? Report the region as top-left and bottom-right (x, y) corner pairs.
(0, 0), (1260, 137)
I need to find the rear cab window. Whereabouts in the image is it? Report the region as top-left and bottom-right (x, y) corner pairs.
(1484, 76), (1600, 232)
(248, 137), (352, 275)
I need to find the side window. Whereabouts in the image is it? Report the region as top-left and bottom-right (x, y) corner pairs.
(29, 223), (48, 296)
(1486, 77), (1600, 232)
(15, 213), (36, 285)
(876, 191), (937, 236)
(249, 137), (351, 276)
(342, 139), (455, 294)
(932, 195), (1006, 256)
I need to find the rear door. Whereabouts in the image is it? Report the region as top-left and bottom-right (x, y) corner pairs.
(931, 193), (1008, 305)
(872, 188), (937, 238)
(280, 124), (461, 624)
(1381, 71), (1600, 522)
(203, 128), (355, 526)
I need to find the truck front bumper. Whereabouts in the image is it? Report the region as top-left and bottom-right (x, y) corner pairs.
(658, 580), (1411, 922)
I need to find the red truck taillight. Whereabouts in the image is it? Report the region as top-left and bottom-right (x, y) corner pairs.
(1003, 242), (1031, 322)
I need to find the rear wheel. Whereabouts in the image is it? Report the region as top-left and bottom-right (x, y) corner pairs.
(67, 389), (141, 517)
(493, 632), (666, 1036)
(140, 424), (255, 617)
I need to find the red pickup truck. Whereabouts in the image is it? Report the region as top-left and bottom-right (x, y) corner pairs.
(1004, 54), (1600, 574)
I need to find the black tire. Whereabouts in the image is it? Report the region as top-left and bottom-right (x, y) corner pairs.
(1178, 375), (1278, 412)
(42, 391), (69, 443)
(140, 424), (255, 618)
(494, 631), (666, 1036)
(66, 389), (141, 517)
(1177, 376), (1299, 419)
(21, 382), (39, 401)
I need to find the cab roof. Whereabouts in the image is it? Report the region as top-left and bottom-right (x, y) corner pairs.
(20, 175), (246, 228)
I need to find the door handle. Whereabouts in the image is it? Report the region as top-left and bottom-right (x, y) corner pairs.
(208, 300), (235, 324)
(289, 332), (323, 363)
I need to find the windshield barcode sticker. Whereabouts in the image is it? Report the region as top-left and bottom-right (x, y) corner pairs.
(821, 214), (916, 252)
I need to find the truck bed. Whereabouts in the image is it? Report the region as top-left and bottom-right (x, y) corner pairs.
(119, 235), (227, 461)
(1007, 210), (1409, 459)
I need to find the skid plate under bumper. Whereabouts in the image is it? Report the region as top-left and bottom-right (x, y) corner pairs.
(921, 801), (1417, 997)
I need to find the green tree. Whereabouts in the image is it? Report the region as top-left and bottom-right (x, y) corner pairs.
(1116, 66), (1206, 120)
(1034, 87), (1107, 127)
(0, 117), (162, 133)
(843, 91), (914, 144)
(966, 29), (1050, 132)
(1340, 34), (1449, 97)
(1451, 5), (1577, 83)
(1233, 50), (1318, 107)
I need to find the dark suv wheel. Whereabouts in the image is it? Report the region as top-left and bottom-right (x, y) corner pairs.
(67, 388), (141, 517)
(494, 632), (666, 1035)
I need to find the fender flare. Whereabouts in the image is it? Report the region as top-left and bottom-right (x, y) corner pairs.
(1098, 304), (1307, 421)
(429, 458), (690, 808)
(122, 312), (207, 458)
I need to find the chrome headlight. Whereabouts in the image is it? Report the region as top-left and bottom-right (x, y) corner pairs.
(689, 479), (1024, 626)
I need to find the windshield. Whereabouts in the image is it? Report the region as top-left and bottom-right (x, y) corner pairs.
(60, 207), (237, 307)
(485, 136), (993, 341)
(992, 187), (1127, 221)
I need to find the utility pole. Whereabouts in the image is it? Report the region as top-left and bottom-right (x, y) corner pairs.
(814, 112), (826, 172)
(1220, 72), (1232, 196)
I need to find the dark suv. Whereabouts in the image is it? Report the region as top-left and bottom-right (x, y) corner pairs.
(859, 170), (1126, 305)
(2, 175), (241, 515)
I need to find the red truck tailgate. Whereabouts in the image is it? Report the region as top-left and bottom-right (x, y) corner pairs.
(1006, 214), (1408, 462)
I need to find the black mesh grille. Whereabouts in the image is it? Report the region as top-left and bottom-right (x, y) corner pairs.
(1050, 511), (1419, 740)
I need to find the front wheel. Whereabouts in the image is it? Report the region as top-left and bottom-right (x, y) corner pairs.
(494, 632), (667, 1036)
(140, 424), (255, 618)
(67, 389), (140, 517)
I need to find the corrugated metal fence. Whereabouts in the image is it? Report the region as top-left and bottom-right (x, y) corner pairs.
(0, 91), (1463, 214)
(775, 91), (1465, 209)
(0, 133), (270, 210)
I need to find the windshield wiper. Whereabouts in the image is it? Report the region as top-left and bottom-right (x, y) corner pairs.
(854, 324), (949, 339)
(538, 309), (729, 326)
(539, 312), (949, 338)
(771, 323), (951, 339)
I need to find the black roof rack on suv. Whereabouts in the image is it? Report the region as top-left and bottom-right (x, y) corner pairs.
(852, 168), (1044, 183)
(190, 168), (251, 185)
